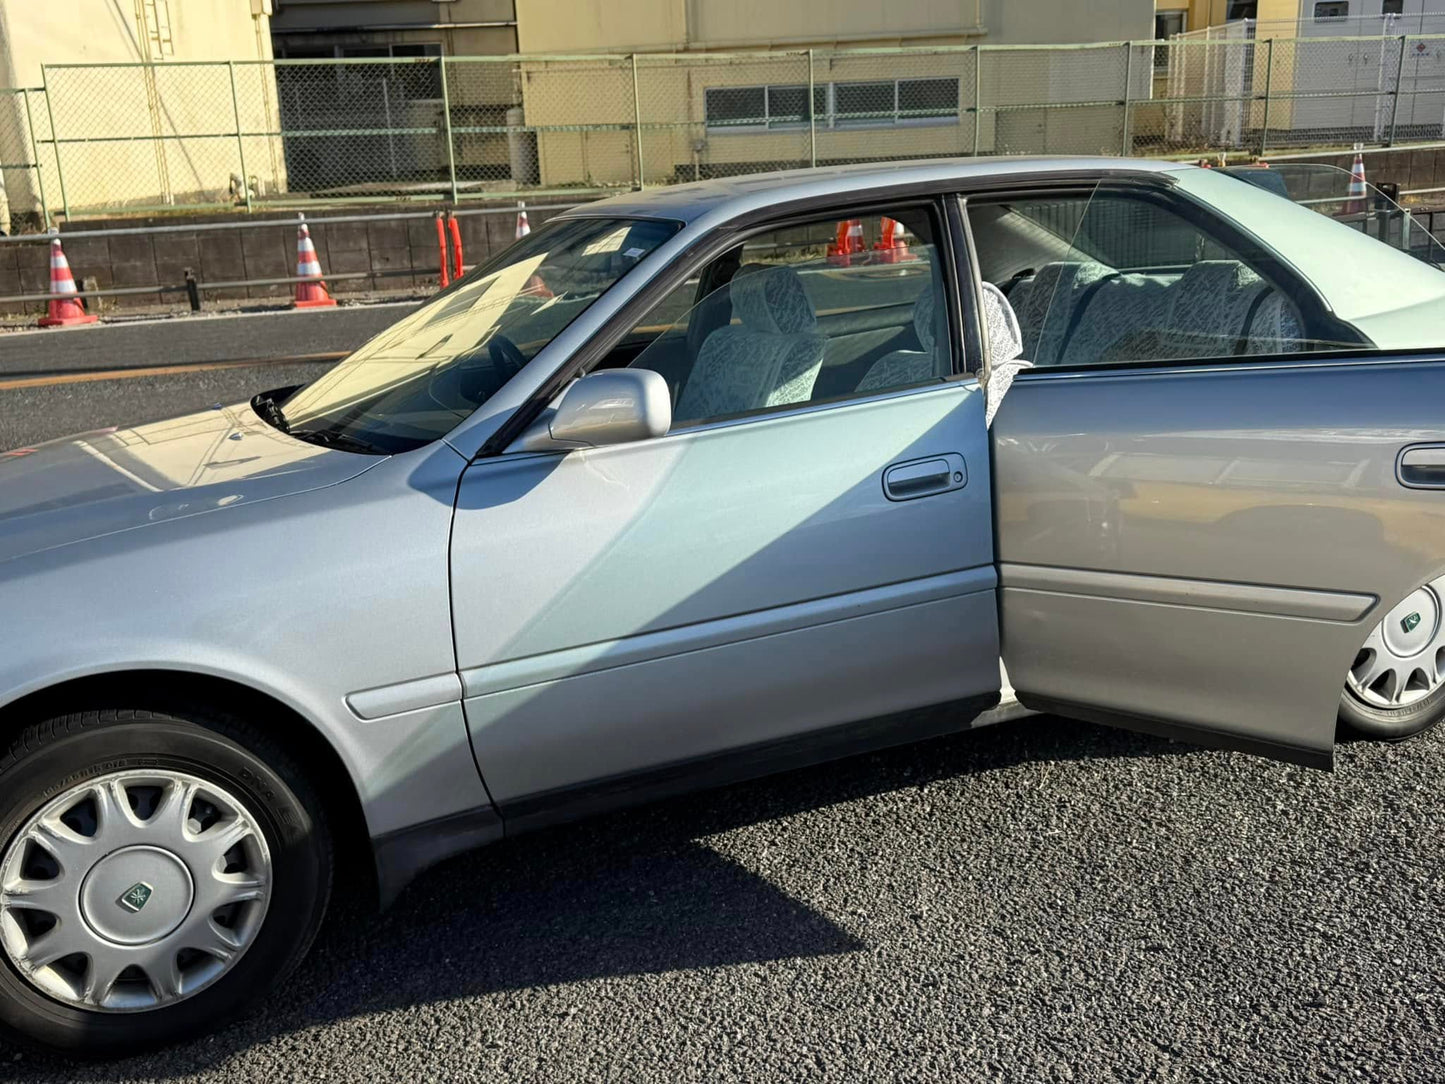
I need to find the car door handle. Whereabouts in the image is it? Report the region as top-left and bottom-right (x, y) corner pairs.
(1398, 444), (1445, 488)
(883, 454), (967, 501)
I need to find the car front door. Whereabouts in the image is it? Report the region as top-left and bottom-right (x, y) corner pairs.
(969, 172), (1445, 768)
(450, 200), (1001, 821)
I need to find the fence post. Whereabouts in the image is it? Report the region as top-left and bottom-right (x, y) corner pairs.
(227, 61), (252, 212)
(40, 66), (69, 221)
(1388, 35), (1408, 146)
(1120, 41), (1135, 157)
(631, 53), (645, 190)
(972, 44), (983, 156)
(21, 88), (51, 230)
(438, 56), (459, 203)
(807, 48), (817, 168)
(1259, 37), (1274, 159)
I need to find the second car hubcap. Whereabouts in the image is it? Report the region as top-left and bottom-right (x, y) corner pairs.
(0, 770), (270, 1013)
(1348, 579), (1445, 709)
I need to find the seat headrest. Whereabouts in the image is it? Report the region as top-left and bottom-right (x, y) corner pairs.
(730, 266), (817, 335)
(980, 281), (1023, 363)
(912, 289), (937, 352)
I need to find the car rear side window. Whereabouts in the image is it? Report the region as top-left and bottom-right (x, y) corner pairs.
(968, 188), (1359, 370)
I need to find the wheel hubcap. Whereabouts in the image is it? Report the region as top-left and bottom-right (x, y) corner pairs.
(0, 771), (270, 1013)
(1348, 579), (1445, 709)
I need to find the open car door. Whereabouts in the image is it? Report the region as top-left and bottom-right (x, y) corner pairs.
(970, 174), (1445, 769)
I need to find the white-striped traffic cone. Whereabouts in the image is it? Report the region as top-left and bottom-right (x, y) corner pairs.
(1345, 147), (1368, 215)
(292, 221), (336, 309)
(515, 201), (530, 241)
(37, 237), (97, 327)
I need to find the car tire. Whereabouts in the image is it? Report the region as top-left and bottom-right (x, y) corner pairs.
(0, 707), (331, 1056)
(1339, 681), (1445, 741)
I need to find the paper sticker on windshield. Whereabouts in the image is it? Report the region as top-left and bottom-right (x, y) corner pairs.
(581, 228), (629, 255)
(623, 247), (646, 258)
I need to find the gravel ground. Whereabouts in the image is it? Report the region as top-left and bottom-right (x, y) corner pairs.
(1, 715), (1442, 1083)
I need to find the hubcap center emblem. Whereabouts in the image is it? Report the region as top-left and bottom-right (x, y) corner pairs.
(117, 881), (154, 913)
(1403, 611), (1423, 634)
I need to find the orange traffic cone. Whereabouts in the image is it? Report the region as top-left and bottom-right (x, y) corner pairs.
(827, 218), (865, 267)
(872, 217), (916, 264)
(1345, 147), (1368, 215)
(515, 202), (530, 241)
(37, 237), (97, 328)
(292, 221), (336, 309)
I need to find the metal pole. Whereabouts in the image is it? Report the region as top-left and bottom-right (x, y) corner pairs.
(807, 48), (817, 168)
(1259, 37), (1274, 159)
(1120, 42), (1134, 157)
(228, 61), (251, 212)
(22, 88), (51, 230)
(1388, 35), (1408, 147)
(972, 44), (983, 156)
(40, 67), (69, 220)
(438, 56), (459, 203)
(631, 53), (645, 190)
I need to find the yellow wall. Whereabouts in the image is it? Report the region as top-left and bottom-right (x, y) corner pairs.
(0, 0), (281, 219)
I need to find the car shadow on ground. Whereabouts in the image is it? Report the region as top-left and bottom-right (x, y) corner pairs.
(3, 715), (1186, 1079)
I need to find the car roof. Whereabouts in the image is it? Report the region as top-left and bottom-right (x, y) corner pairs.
(562, 156), (1189, 227)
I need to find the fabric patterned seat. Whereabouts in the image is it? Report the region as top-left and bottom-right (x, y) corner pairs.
(855, 289), (942, 393)
(1008, 260), (1113, 366)
(1011, 258), (1305, 367)
(674, 266), (827, 424)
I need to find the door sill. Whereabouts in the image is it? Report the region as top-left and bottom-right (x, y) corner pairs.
(498, 692), (1004, 835)
(1017, 694), (1333, 771)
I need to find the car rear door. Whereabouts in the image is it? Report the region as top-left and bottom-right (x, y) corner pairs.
(449, 199), (1001, 820)
(969, 171), (1445, 768)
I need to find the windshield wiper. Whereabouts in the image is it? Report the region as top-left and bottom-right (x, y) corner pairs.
(251, 392), (291, 434)
(286, 427), (388, 456)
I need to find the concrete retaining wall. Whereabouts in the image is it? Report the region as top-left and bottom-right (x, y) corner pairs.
(0, 203), (569, 317)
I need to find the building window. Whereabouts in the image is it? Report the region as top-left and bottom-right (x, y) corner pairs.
(1313, 1), (1349, 18)
(1155, 10), (1187, 38)
(1383, 0), (1404, 13)
(706, 79), (957, 132)
(704, 86), (768, 130)
(1225, 2), (1258, 18)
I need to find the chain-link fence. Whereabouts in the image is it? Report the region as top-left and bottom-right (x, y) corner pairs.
(12, 36), (1445, 227)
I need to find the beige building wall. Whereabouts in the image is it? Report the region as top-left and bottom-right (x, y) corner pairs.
(0, 0), (281, 219)
(517, 0), (1154, 52)
(517, 0), (1155, 189)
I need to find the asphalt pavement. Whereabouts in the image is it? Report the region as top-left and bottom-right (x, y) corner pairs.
(1, 315), (1443, 1082)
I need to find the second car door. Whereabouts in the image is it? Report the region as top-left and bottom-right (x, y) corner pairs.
(450, 202), (1001, 818)
(971, 174), (1445, 768)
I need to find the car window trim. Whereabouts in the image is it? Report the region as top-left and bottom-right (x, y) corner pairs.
(474, 169), (1182, 458)
(960, 178), (1369, 378)
(482, 195), (967, 456)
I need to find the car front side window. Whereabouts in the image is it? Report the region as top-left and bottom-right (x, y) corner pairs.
(602, 207), (954, 427)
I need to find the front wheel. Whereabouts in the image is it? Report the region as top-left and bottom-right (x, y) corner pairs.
(0, 708), (331, 1055)
(1341, 580), (1445, 741)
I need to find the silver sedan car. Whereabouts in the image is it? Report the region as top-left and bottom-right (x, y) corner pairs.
(3, 156), (1445, 1055)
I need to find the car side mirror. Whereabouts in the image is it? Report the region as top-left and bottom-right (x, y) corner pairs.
(514, 368), (672, 452)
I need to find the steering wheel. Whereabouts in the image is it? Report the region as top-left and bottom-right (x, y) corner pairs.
(488, 334), (528, 380)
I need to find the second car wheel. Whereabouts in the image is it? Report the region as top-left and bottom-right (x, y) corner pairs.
(1341, 577), (1445, 741)
(0, 707), (331, 1056)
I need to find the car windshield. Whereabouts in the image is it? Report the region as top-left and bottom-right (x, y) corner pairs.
(274, 215), (681, 453)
